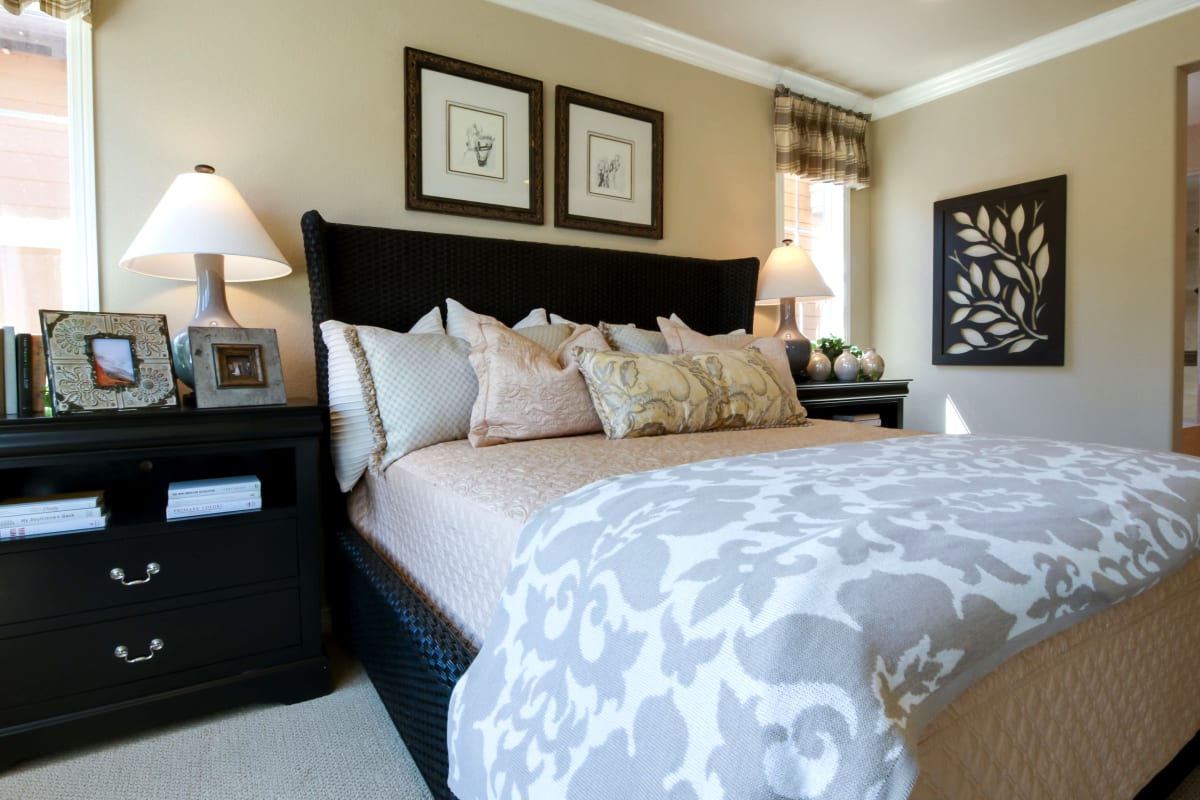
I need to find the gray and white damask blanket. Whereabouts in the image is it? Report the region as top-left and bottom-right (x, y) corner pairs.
(447, 434), (1200, 800)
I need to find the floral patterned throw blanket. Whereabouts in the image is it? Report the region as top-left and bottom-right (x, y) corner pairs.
(447, 435), (1200, 800)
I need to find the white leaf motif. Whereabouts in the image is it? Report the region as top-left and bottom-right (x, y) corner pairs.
(956, 229), (986, 243)
(1034, 245), (1050, 282)
(994, 260), (1021, 280)
(961, 328), (986, 346)
(947, 290), (970, 305)
(953, 211), (972, 226)
(947, 343), (973, 354)
(976, 206), (989, 232)
(970, 263), (983, 289)
(1011, 205), (1025, 234)
(988, 272), (1000, 296)
(957, 275), (972, 295)
(992, 218), (1007, 247)
(1012, 291), (1027, 318)
(987, 322), (1019, 335)
(963, 245), (996, 257)
(950, 308), (969, 324)
(1028, 223), (1044, 255)
(1009, 338), (1035, 353)
(969, 310), (1000, 324)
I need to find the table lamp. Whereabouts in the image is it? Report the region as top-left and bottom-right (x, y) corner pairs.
(119, 165), (291, 387)
(756, 239), (834, 380)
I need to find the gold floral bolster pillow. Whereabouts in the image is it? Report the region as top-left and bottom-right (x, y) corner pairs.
(574, 347), (807, 439)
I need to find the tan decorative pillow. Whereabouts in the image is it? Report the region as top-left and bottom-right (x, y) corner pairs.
(466, 315), (610, 447)
(575, 348), (807, 439)
(656, 316), (797, 395)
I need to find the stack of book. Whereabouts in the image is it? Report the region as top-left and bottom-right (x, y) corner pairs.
(0, 326), (48, 418)
(832, 412), (883, 426)
(0, 490), (108, 540)
(166, 475), (262, 521)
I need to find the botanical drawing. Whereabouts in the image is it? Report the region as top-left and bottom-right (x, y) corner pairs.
(944, 200), (1049, 355)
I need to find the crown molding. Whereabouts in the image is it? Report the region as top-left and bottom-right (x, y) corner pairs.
(482, 0), (872, 112)
(872, 0), (1200, 118)
(488, 0), (1200, 120)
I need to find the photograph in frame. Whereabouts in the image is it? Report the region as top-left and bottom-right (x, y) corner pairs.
(405, 48), (543, 224)
(190, 326), (286, 408)
(39, 310), (179, 415)
(555, 85), (662, 239)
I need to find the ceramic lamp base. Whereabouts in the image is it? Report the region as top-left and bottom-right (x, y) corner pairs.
(774, 296), (811, 382)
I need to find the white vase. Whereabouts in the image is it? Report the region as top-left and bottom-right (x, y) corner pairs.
(806, 351), (831, 381)
(833, 347), (859, 381)
(859, 348), (885, 380)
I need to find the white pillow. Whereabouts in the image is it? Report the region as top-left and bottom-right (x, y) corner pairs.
(320, 306), (445, 492)
(445, 298), (548, 339)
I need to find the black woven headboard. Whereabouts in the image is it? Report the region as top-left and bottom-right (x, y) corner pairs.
(302, 210), (759, 405)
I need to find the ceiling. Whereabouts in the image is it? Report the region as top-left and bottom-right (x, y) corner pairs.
(494, 0), (1200, 117)
(593, 0), (1131, 99)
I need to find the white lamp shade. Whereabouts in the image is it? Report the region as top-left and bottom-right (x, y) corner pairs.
(756, 242), (834, 301)
(119, 170), (291, 282)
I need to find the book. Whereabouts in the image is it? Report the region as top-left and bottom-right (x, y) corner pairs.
(29, 334), (45, 417)
(833, 412), (883, 426)
(0, 490), (105, 515)
(2, 325), (14, 417)
(167, 475), (261, 500)
(167, 490), (260, 508)
(166, 495), (262, 520)
(15, 332), (32, 417)
(0, 505), (106, 528)
(1, 512), (108, 540)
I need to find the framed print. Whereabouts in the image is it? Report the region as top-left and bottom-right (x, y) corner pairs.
(405, 47), (543, 224)
(39, 310), (179, 415)
(932, 175), (1067, 366)
(190, 327), (286, 408)
(555, 86), (663, 239)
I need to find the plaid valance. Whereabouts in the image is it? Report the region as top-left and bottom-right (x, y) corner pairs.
(774, 85), (871, 189)
(1, 0), (89, 19)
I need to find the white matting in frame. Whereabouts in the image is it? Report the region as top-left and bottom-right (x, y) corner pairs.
(190, 326), (286, 409)
(566, 104), (653, 226)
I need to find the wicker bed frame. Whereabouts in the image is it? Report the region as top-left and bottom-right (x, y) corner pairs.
(301, 210), (1200, 800)
(301, 210), (759, 799)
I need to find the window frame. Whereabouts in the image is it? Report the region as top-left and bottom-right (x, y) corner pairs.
(62, 12), (98, 311)
(774, 173), (852, 339)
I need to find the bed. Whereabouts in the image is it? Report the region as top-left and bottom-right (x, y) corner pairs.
(301, 209), (1200, 800)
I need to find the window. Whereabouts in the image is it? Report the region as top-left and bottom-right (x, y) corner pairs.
(778, 173), (846, 341)
(0, 8), (96, 335)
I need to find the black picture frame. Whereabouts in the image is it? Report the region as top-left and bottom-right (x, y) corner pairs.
(404, 48), (543, 225)
(555, 86), (663, 239)
(932, 175), (1067, 366)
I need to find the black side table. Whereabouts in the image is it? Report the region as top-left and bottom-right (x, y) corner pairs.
(796, 379), (911, 429)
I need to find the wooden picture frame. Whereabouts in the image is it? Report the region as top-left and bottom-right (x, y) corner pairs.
(39, 310), (179, 415)
(404, 48), (543, 224)
(555, 86), (663, 239)
(932, 175), (1067, 366)
(190, 327), (286, 408)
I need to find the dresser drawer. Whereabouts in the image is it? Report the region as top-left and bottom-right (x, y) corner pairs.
(0, 518), (297, 627)
(0, 589), (300, 714)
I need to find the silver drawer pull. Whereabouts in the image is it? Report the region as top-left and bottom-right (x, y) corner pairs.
(109, 562), (160, 586)
(113, 638), (164, 664)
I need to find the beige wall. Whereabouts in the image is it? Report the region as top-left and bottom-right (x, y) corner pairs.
(870, 10), (1200, 450)
(91, 0), (777, 400)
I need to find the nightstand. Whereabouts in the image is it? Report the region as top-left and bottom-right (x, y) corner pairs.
(0, 402), (330, 769)
(796, 379), (912, 429)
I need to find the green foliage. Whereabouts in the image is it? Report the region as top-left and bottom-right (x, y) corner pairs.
(813, 335), (862, 361)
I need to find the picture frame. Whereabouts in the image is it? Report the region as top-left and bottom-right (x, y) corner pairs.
(39, 310), (180, 415)
(555, 86), (663, 239)
(190, 327), (286, 408)
(405, 47), (543, 224)
(932, 175), (1067, 366)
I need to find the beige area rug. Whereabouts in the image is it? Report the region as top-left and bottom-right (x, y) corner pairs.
(0, 644), (435, 800)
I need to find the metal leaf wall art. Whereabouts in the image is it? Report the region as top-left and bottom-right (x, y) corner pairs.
(932, 176), (1066, 366)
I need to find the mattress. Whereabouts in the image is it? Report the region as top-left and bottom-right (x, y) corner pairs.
(347, 419), (913, 645)
(347, 422), (1200, 798)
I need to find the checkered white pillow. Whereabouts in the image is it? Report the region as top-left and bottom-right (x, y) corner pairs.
(320, 307), (446, 491)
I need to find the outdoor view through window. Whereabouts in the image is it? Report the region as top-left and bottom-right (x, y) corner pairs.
(781, 174), (845, 342)
(0, 9), (73, 335)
